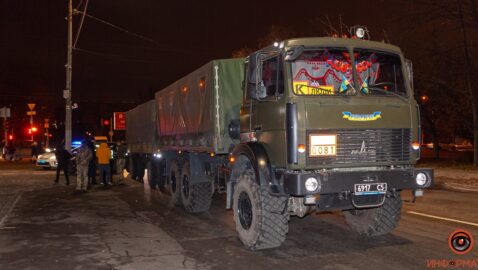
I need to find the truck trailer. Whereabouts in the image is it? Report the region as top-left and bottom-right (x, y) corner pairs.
(126, 34), (433, 250)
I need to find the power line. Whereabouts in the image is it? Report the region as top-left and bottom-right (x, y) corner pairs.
(73, 0), (89, 48)
(74, 10), (156, 45)
(74, 10), (218, 54)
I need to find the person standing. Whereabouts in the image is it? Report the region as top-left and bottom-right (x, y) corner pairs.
(115, 141), (127, 184)
(75, 140), (92, 193)
(54, 144), (71, 185)
(97, 142), (111, 186)
(87, 140), (97, 185)
(6, 143), (16, 162)
(31, 141), (39, 163)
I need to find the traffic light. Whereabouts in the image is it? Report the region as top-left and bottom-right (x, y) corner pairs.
(31, 126), (38, 133)
(28, 128), (32, 135)
(103, 119), (110, 126)
(8, 134), (13, 140)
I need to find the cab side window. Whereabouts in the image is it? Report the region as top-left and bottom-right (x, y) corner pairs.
(261, 55), (284, 97)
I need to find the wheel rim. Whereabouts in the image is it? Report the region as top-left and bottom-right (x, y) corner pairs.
(182, 174), (190, 198)
(238, 191), (253, 230)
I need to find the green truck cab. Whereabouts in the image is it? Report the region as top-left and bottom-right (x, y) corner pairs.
(126, 34), (433, 251)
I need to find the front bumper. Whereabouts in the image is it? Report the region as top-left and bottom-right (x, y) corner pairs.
(283, 167), (433, 196)
(36, 159), (57, 168)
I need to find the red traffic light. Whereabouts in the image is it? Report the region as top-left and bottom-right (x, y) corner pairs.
(103, 119), (110, 126)
(31, 126), (38, 132)
(8, 134), (13, 140)
(28, 128), (32, 135)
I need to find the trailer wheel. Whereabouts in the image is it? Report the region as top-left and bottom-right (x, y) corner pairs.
(128, 156), (137, 180)
(180, 161), (212, 213)
(157, 161), (166, 189)
(147, 161), (158, 189)
(343, 192), (402, 236)
(232, 157), (289, 250)
(136, 158), (145, 183)
(167, 161), (182, 205)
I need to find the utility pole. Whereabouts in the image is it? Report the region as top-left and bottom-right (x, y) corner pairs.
(64, 0), (73, 151)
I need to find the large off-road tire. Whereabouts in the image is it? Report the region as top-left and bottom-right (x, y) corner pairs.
(157, 161), (167, 189)
(232, 165), (289, 250)
(167, 161), (182, 206)
(136, 158), (145, 183)
(343, 192), (402, 237)
(147, 161), (158, 189)
(180, 161), (212, 213)
(128, 156), (136, 179)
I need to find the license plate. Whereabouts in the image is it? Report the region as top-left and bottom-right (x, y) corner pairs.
(309, 134), (337, 156)
(354, 183), (387, 195)
(310, 145), (336, 156)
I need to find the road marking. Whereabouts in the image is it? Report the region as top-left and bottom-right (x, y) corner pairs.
(407, 211), (478, 228)
(0, 192), (23, 228)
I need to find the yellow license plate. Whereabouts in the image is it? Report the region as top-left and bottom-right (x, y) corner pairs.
(309, 135), (337, 156)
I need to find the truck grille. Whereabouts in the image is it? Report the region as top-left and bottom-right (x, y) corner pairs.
(306, 129), (411, 166)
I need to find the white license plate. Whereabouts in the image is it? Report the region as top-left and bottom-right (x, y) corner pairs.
(309, 135), (337, 156)
(354, 183), (387, 195)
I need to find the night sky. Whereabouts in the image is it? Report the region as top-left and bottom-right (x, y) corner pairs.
(2, 0), (473, 141)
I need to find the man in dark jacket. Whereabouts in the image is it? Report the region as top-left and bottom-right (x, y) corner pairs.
(54, 144), (71, 185)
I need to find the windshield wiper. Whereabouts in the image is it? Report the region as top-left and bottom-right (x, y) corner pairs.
(364, 86), (408, 102)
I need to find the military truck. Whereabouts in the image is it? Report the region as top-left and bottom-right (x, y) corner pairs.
(126, 33), (433, 250)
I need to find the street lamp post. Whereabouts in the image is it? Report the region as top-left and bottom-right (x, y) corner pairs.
(64, 0), (73, 151)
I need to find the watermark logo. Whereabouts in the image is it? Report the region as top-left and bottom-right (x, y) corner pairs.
(426, 229), (476, 268)
(449, 229), (474, 255)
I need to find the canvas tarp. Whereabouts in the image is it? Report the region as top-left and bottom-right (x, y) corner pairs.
(125, 100), (157, 154)
(155, 58), (245, 154)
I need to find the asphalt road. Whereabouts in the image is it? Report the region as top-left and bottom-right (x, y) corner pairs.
(0, 162), (477, 270)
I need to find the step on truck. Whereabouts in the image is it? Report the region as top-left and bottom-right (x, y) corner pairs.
(126, 30), (433, 250)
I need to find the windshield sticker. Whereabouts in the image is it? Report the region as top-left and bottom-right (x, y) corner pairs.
(293, 81), (334, 95)
(340, 75), (351, 93)
(342, 111), (382, 121)
(361, 78), (369, 94)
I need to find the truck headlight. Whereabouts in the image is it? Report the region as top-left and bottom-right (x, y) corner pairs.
(416, 172), (428, 186)
(305, 177), (319, 192)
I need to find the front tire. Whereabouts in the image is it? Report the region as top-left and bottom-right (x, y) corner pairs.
(343, 192), (402, 236)
(232, 162), (289, 250)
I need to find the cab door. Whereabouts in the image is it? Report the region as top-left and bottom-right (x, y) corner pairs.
(240, 59), (259, 140)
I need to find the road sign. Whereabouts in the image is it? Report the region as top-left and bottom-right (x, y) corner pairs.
(27, 111), (37, 116)
(0, 107), (11, 118)
(113, 112), (126, 130)
(27, 103), (36, 111)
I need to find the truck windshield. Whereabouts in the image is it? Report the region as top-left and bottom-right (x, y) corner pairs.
(291, 49), (407, 97)
(291, 48), (355, 95)
(354, 49), (407, 97)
